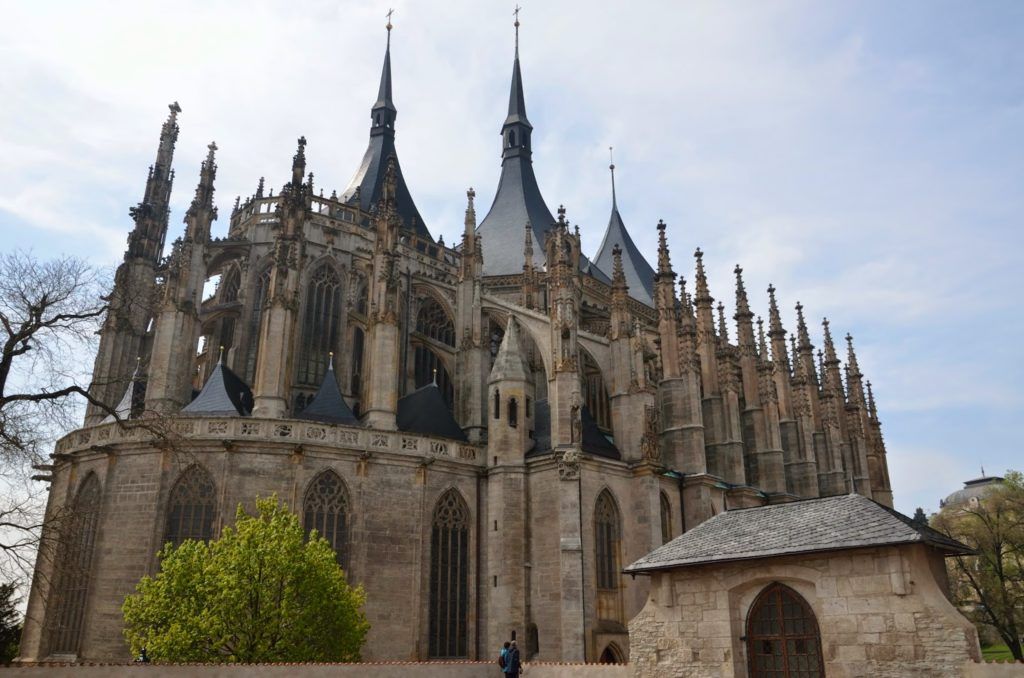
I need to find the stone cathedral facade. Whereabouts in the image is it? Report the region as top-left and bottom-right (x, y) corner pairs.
(20, 24), (894, 665)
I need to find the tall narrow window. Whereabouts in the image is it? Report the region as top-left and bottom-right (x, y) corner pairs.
(508, 398), (518, 428)
(660, 492), (673, 544)
(429, 489), (470, 658)
(303, 470), (349, 569)
(350, 326), (365, 395)
(582, 350), (612, 435)
(493, 389), (501, 419)
(164, 465), (217, 546)
(746, 583), (823, 677)
(594, 490), (621, 591)
(48, 472), (102, 655)
(245, 266), (272, 383)
(299, 265), (343, 385)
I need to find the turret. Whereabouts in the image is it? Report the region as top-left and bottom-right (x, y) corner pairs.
(85, 103), (181, 424)
(488, 316), (535, 461)
(146, 142), (218, 413)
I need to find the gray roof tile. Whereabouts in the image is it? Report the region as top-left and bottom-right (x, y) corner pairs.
(625, 493), (971, 574)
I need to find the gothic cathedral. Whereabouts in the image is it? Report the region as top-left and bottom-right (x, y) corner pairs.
(20, 20), (893, 664)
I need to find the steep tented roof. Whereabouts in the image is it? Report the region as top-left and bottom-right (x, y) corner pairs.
(581, 405), (619, 460)
(396, 383), (467, 441)
(592, 179), (655, 306)
(182, 361), (253, 417)
(340, 29), (430, 240)
(625, 493), (972, 574)
(102, 362), (146, 423)
(297, 363), (359, 425)
(489, 317), (533, 384)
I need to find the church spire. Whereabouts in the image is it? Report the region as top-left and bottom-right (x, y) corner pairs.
(127, 102), (180, 263)
(503, 6), (533, 152)
(372, 13), (397, 137)
(184, 142), (218, 241)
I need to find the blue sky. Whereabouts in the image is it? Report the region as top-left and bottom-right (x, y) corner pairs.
(1, 1), (1020, 516)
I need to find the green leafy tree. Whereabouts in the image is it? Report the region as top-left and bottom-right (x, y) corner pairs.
(933, 470), (1024, 661)
(123, 496), (369, 662)
(0, 581), (21, 664)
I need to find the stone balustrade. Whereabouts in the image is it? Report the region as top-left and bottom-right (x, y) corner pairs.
(54, 417), (483, 466)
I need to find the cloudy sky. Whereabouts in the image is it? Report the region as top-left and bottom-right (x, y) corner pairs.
(1, 1), (1021, 516)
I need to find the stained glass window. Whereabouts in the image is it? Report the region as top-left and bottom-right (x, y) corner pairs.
(429, 489), (469, 658)
(595, 490), (620, 590)
(164, 465), (217, 546)
(416, 297), (454, 347)
(298, 265), (342, 385)
(48, 472), (102, 655)
(303, 470), (349, 569)
(244, 266), (272, 383)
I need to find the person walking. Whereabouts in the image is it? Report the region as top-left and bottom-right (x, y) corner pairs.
(499, 640), (511, 674)
(506, 639), (522, 678)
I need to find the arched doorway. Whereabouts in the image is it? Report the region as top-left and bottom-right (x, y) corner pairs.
(598, 643), (624, 664)
(746, 583), (823, 677)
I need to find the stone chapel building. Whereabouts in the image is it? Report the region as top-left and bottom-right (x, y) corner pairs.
(19, 18), (895, 665)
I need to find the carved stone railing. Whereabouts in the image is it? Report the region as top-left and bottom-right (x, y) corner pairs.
(54, 417), (483, 466)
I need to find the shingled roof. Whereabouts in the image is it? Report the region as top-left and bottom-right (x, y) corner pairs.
(396, 383), (467, 441)
(181, 361), (253, 417)
(625, 493), (971, 574)
(297, 363), (359, 425)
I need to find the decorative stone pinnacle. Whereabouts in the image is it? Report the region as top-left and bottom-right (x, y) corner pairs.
(717, 302), (729, 341)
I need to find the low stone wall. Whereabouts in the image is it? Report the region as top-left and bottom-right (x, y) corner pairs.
(964, 662), (1024, 677)
(1, 662), (631, 678)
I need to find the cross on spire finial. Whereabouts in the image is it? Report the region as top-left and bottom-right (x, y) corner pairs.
(513, 4), (521, 54)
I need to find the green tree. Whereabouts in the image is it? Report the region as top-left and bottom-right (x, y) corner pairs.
(933, 470), (1024, 661)
(0, 581), (21, 664)
(123, 496), (369, 663)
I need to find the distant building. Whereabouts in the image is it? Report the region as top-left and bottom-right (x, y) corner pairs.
(20, 16), (894, 665)
(940, 473), (1005, 510)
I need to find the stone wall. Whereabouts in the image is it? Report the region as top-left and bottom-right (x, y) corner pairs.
(1, 662), (632, 678)
(628, 543), (982, 678)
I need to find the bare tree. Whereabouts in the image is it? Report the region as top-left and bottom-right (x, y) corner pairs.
(0, 251), (109, 580)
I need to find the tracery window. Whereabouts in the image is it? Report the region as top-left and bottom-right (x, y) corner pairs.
(414, 345), (453, 410)
(582, 350), (612, 434)
(245, 266), (272, 383)
(660, 492), (673, 545)
(48, 472), (102, 655)
(746, 583), (823, 677)
(415, 297), (454, 347)
(594, 490), (621, 591)
(303, 470), (349, 569)
(299, 265), (343, 385)
(220, 267), (240, 303)
(164, 465), (217, 546)
(429, 489), (470, 658)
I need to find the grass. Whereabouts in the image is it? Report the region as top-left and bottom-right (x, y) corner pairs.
(981, 644), (1017, 662)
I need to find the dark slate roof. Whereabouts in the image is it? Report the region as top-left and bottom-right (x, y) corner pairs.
(581, 405), (620, 460)
(592, 204), (656, 307)
(396, 383), (467, 442)
(181, 361), (253, 416)
(339, 37), (431, 241)
(625, 493), (972, 574)
(477, 156), (554, 276)
(297, 365), (359, 425)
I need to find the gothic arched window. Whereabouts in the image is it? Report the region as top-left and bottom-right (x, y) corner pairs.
(245, 266), (272, 383)
(48, 472), (102, 655)
(594, 490), (621, 591)
(164, 465), (217, 546)
(508, 398), (518, 428)
(746, 583), (824, 677)
(299, 265), (343, 385)
(429, 489), (470, 658)
(350, 326), (365, 395)
(220, 267), (240, 303)
(414, 345), (453, 411)
(303, 470), (349, 569)
(660, 492), (673, 545)
(415, 297), (455, 347)
(582, 350), (612, 435)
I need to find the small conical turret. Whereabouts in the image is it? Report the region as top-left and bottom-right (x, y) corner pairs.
(490, 316), (533, 385)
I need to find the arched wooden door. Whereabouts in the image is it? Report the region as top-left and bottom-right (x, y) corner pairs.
(746, 583), (824, 677)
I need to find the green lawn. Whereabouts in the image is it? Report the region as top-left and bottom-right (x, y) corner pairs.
(981, 644), (1016, 662)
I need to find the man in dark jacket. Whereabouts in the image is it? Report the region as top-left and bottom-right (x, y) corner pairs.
(506, 639), (522, 677)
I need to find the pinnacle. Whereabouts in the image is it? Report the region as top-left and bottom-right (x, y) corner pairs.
(656, 220), (673, 276)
